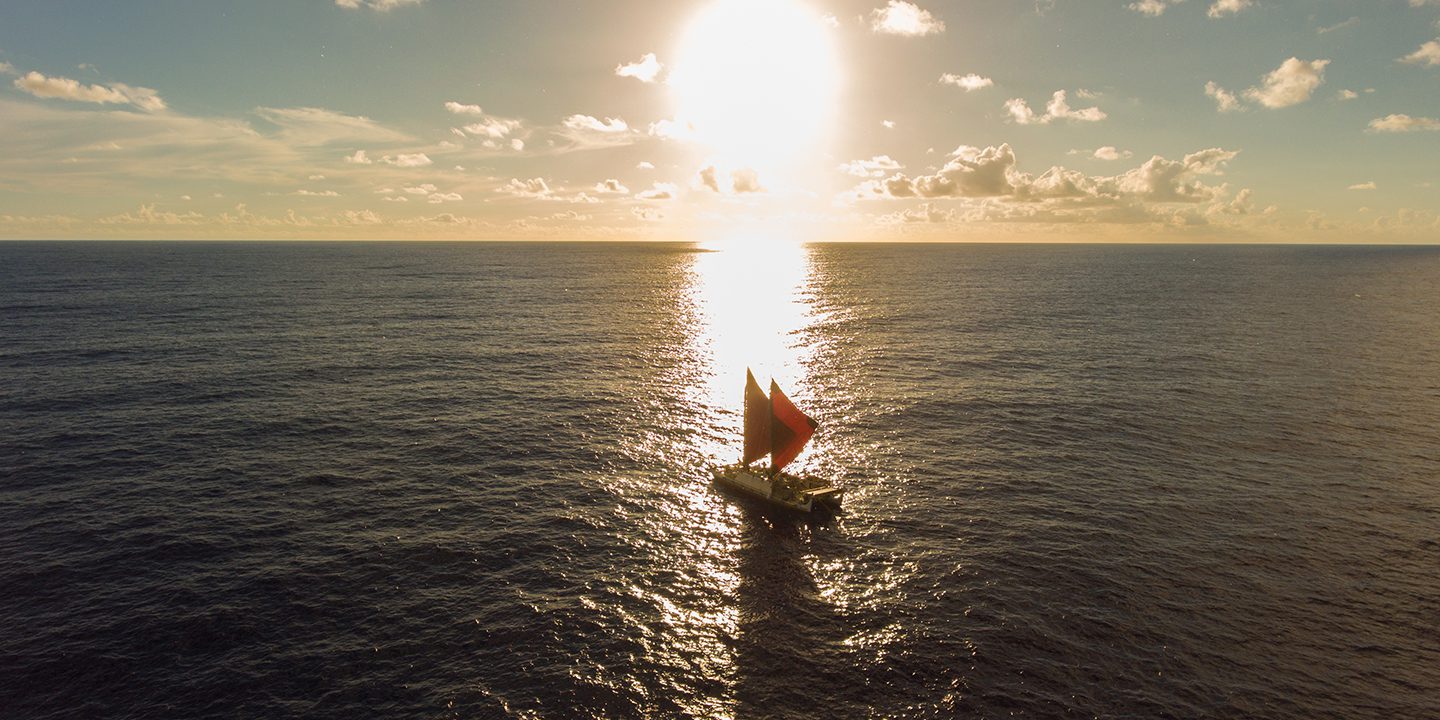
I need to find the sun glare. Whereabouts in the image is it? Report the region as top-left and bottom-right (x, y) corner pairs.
(670, 0), (840, 184)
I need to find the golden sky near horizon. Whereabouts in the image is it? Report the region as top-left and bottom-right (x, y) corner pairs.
(1, 0), (1438, 242)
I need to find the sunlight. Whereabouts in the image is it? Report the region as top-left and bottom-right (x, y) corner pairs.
(669, 0), (840, 183)
(688, 237), (816, 463)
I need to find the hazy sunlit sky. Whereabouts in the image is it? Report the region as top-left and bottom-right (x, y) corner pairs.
(1, 0), (1437, 241)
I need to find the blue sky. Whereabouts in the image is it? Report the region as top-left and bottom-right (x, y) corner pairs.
(1, 0), (1437, 241)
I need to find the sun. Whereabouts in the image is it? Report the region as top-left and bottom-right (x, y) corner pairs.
(669, 0), (840, 184)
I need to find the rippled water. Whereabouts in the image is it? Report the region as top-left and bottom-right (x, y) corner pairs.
(2, 241), (1438, 719)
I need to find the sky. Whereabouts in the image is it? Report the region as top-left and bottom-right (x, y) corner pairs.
(0, 0), (1437, 242)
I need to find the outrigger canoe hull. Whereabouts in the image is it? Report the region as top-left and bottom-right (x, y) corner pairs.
(712, 464), (844, 513)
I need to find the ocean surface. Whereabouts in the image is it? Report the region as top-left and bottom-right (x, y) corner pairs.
(2, 241), (1438, 719)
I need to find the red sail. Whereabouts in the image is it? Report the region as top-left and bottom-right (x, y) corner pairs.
(742, 369), (771, 465)
(769, 380), (817, 472)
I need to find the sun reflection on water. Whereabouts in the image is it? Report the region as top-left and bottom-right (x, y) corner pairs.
(689, 237), (818, 467)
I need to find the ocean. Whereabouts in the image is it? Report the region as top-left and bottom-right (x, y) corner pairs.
(2, 241), (1437, 719)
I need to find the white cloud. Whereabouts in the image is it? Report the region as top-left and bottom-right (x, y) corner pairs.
(444, 102), (485, 115)
(1367, 114), (1440, 132)
(871, 1), (945, 36)
(636, 161), (655, 170)
(1337, 89), (1359, 101)
(1348, 181), (1376, 190)
(334, 0), (424, 11)
(732, 168), (764, 194)
(1004, 90), (1106, 125)
(462, 118), (521, 139)
(1205, 81), (1242, 112)
(1208, 0), (1252, 18)
(1129, 0), (1180, 17)
(636, 182), (678, 201)
(1244, 58), (1329, 109)
(851, 143), (1239, 211)
(595, 179), (629, 194)
(940, 73), (994, 91)
(1400, 39), (1440, 66)
(615, 53), (663, 83)
(294, 189), (341, 197)
(344, 150), (373, 164)
(822, 14), (840, 28)
(13, 71), (166, 112)
(863, 144), (1019, 198)
(255, 106), (411, 145)
(427, 192), (462, 203)
(882, 203), (954, 224)
(499, 177), (552, 198)
(882, 120), (896, 129)
(838, 155), (903, 177)
(648, 117), (698, 142)
(381, 152), (432, 167)
(404, 184), (438, 195)
(562, 115), (628, 134)
(383, 196), (408, 202)
(1092, 146), (1133, 161)
(1317, 17), (1358, 34)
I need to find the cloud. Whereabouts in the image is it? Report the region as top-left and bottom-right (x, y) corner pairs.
(1004, 90), (1106, 124)
(444, 102), (485, 115)
(254, 106), (411, 145)
(636, 182), (678, 201)
(334, 0), (424, 11)
(1337, 89), (1359, 101)
(555, 114), (635, 151)
(698, 166), (720, 193)
(595, 179), (629, 194)
(732, 168), (764, 194)
(1348, 181), (1376, 190)
(1317, 17), (1358, 34)
(866, 144), (1018, 198)
(344, 150), (372, 164)
(852, 144), (1238, 209)
(697, 166), (765, 194)
(1244, 58), (1329, 108)
(1367, 114), (1440, 132)
(871, 1), (945, 36)
(1129, 0), (1180, 17)
(427, 192), (461, 203)
(13, 71), (166, 112)
(294, 189), (341, 197)
(1208, 0), (1252, 18)
(1400, 39), (1440, 66)
(381, 152), (431, 167)
(647, 117), (698, 142)
(882, 203), (954, 224)
(615, 53), (663, 83)
(636, 161), (655, 170)
(1092, 146), (1133, 161)
(1205, 81), (1242, 112)
(882, 120), (896, 129)
(499, 177), (552, 198)
(98, 203), (204, 225)
(940, 73), (993, 91)
(839, 155), (903, 177)
(0, 62), (16, 76)
(446, 102), (526, 148)
(562, 115), (628, 134)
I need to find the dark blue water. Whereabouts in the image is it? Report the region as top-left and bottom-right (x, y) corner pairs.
(2, 241), (1438, 719)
